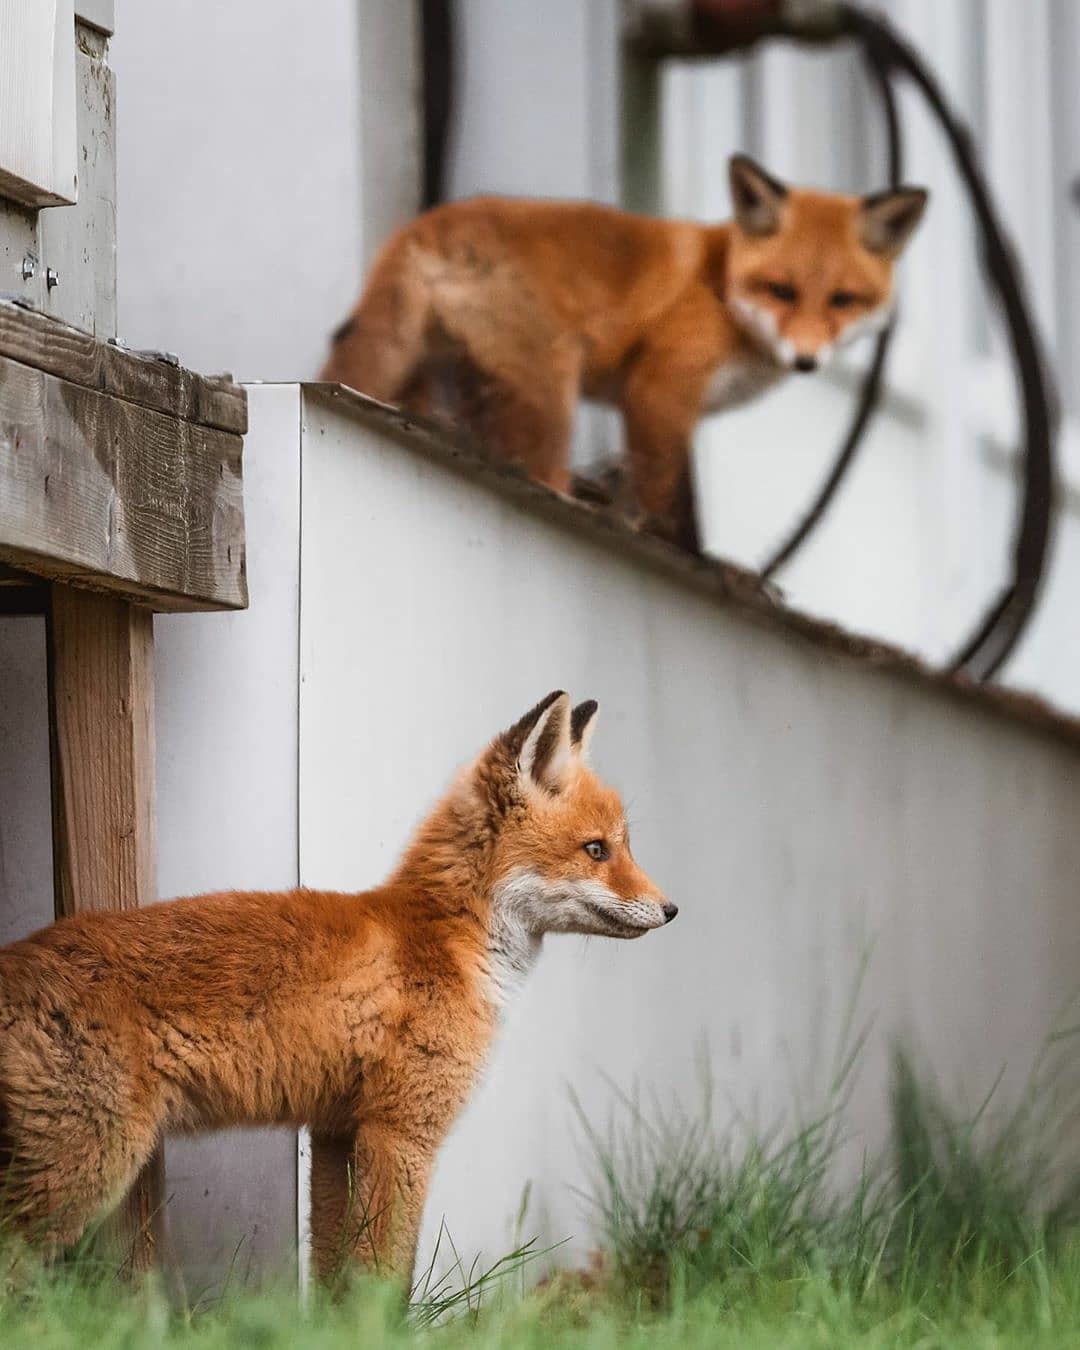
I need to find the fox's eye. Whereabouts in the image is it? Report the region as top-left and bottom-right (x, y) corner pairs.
(766, 281), (797, 303)
(829, 290), (860, 308)
(583, 840), (609, 862)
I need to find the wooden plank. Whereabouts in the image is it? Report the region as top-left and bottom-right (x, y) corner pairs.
(47, 589), (156, 915)
(0, 302), (247, 435)
(47, 586), (162, 1271)
(0, 354), (247, 611)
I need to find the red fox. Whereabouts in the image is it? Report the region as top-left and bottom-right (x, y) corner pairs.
(0, 693), (672, 1286)
(322, 155), (927, 549)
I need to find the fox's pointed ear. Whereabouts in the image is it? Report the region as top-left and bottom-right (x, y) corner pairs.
(516, 691), (573, 794)
(729, 154), (788, 237)
(570, 699), (598, 758)
(859, 187), (928, 257)
(504, 690), (565, 752)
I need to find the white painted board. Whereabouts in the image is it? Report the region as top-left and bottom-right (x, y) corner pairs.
(154, 384), (303, 1294)
(75, 0), (112, 35)
(0, 617), (54, 947)
(297, 388), (1080, 1279)
(0, 0), (77, 207)
(111, 0), (361, 380)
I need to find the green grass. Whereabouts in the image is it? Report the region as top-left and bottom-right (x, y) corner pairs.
(4, 1045), (1080, 1348)
(8, 1247), (1080, 1350)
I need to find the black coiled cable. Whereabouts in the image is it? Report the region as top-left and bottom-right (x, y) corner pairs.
(765, 5), (1058, 681)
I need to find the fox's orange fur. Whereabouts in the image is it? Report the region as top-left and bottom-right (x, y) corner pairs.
(0, 693), (671, 1287)
(322, 155), (927, 549)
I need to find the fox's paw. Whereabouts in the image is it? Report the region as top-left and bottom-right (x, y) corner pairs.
(637, 511), (701, 556)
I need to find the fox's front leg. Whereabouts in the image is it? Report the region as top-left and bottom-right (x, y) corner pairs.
(309, 1125), (435, 1293)
(620, 348), (713, 552)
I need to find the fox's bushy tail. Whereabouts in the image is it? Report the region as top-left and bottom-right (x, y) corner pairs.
(320, 232), (430, 400)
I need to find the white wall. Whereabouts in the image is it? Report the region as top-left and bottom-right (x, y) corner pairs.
(448, 0), (618, 203)
(110, 0), (619, 378)
(0, 619), (53, 948)
(5, 384), (1076, 1286)
(296, 389), (1080, 1274)
(112, 0), (362, 381)
(154, 384), (303, 1294)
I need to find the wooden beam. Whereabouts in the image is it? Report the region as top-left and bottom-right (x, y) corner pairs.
(48, 589), (156, 915)
(0, 353), (247, 611)
(0, 301), (246, 435)
(47, 585), (163, 1270)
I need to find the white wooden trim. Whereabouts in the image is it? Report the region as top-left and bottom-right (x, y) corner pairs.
(0, 0), (77, 207)
(75, 0), (113, 35)
(297, 1128), (312, 1297)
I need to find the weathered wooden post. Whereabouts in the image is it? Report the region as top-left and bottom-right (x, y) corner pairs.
(0, 299), (248, 1267)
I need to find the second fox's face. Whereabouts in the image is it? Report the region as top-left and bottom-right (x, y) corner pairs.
(724, 155), (927, 373)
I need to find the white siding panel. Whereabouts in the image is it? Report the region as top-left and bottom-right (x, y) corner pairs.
(0, 0), (77, 207)
(112, 2), (361, 380)
(74, 0), (112, 35)
(297, 394), (1080, 1277)
(0, 618), (54, 947)
(155, 384), (303, 1293)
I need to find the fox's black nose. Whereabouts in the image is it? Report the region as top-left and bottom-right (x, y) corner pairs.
(662, 902), (679, 923)
(794, 355), (818, 373)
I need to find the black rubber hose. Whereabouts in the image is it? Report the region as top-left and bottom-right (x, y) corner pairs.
(838, 5), (1058, 680)
(761, 37), (902, 580)
(421, 0), (455, 209)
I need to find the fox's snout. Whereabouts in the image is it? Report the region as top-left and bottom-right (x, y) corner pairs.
(662, 901), (678, 922)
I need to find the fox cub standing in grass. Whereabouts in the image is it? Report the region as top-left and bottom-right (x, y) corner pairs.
(322, 154), (927, 549)
(0, 693), (673, 1287)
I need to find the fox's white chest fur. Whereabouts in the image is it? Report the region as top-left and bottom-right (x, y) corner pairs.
(701, 352), (785, 413)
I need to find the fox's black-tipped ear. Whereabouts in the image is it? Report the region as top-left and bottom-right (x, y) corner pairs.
(729, 154), (788, 237)
(505, 690), (566, 752)
(516, 692), (573, 794)
(570, 700), (598, 757)
(859, 186), (928, 257)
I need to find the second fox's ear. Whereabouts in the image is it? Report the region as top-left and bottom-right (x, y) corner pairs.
(516, 692), (573, 794)
(859, 187), (928, 257)
(729, 154), (788, 236)
(570, 700), (598, 758)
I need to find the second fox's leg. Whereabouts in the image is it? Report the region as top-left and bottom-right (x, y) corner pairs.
(471, 369), (578, 492)
(308, 1133), (355, 1287)
(621, 352), (712, 552)
(309, 1124), (436, 1292)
